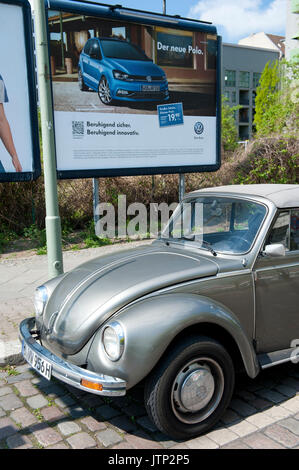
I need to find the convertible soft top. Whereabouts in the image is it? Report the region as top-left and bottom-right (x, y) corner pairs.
(190, 184), (299, 209)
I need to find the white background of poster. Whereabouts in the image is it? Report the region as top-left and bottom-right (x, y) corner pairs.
(54, 112), (217, 171)
(0, 2), (33, 172)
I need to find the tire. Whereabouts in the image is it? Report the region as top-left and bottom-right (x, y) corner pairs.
(98, 76), (113, 105)
(144, 335), (235, 440)
(78, 69), (88, 91)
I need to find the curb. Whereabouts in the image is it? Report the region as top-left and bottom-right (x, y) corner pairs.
(0, 339), (25, 367)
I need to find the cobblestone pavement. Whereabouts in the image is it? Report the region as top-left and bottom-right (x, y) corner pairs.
(0, 361), (299, 449)
(1, 243), (299, 449)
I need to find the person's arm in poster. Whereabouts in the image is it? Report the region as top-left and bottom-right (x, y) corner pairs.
(0, 76), (22, 172)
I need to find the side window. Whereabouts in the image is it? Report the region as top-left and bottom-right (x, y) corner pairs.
(90, 41), (101, 60)
(267, 211), (290, 250)
(291, 209), (299, 251)
(84, 40), (92, 55)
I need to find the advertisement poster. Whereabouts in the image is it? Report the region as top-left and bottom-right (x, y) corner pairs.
(0, 0), (40, 182)
(48, 8), (219, 178)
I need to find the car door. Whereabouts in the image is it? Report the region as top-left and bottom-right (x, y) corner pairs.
(80, 39), (93, 87)
(254, 209), (299, 353)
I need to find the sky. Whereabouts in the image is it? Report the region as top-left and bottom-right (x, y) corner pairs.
(29, 0), (287, 43)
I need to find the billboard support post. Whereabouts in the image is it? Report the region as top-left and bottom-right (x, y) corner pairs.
(34, 0), (63, 279)
(93, 178), (100, 228)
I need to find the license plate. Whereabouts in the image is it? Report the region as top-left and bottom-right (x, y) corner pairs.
(22, 341), (52, 381)
(142, 85), (160, 92)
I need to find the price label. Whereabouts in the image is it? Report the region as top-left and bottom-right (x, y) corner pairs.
(157, 103), (184, 128)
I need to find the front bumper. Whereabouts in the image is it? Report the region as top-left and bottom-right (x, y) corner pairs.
(19, 318), (127, 397)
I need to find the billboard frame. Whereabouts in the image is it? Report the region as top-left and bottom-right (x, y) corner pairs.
(0, 0), (41, 183)
(47, 0), (221, 180)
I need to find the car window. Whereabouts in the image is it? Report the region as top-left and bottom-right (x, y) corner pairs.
(100, 39), (150, 61)
(83, 40), (92, 55)
(266, 211), (290, 250)
(89, 40), (101, 60)
(291, 209), (299, 251)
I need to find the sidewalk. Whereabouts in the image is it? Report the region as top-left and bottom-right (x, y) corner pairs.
(0, 241), (299, 449)
(0, 240), (152, 365)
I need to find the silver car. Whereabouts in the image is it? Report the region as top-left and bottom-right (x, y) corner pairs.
(19, 184), (299, 440)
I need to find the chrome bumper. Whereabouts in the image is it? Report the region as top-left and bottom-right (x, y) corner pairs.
(19, 318), (127, 397)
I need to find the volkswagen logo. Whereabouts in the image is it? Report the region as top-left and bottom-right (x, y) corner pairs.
(146, 76), (152, 82)
(194, 122), (204, 135)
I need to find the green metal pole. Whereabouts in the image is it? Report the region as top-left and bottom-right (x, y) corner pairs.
(34, 0), (63, 278)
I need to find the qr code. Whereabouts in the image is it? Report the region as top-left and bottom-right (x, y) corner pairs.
(72, 121), (84, 138)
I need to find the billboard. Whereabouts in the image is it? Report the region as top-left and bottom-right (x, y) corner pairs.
(47, 1), (221, 179)
(0, 0), (40, 182)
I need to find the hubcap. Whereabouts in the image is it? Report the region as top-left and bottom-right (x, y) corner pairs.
(171, 358), (224, 424)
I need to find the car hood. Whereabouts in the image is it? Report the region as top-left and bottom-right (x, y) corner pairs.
(42, 244), (218, 354)
(106, 58), (165, 77)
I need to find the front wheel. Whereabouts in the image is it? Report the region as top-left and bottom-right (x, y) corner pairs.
(98, 77), (113, 105)
(144, 336), (235, 440)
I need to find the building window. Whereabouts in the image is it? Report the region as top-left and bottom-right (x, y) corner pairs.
(224, 91), (230, 100)
(231, 91), (236, 103)
(239, 71), (250, 88)
(253, 72), (261, 88)
(224, 70), (236, 87)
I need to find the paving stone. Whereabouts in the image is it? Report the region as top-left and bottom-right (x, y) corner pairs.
(32, 425), (63, 447)
(229, 399), (257, 417)
(110, 415), (137, 434)
(0, 393), (23, 411)
(67, 405), (88, 419)
(96, 404), (121, 420)
(220, 409), (241, 425)
(274, 384), (297, 398)
(40, 405), (65, 422)
(281, 397), (299, 413)
(6, 433), (33, 449)
(14, 380), (38, 397)
(243, 432), (284, 449)
(54, 394), (76, 408)
(136, 416), (158, 433)
(262, 405), (292, 420)
(96, 428), (123, 448)
(68, 431), (97, 449)
(48, 442), (70, 449)
(221, 440), (251, 449)
(42, 383), (66, 398)
(0, 416), (19, 441)
(124, 430), (163, 449)
(245, 412), (276, 428)
(6, 371), (33, 384)
(279, 417), (299, 436)
(57, 421), (81, 436)
(169, 443), (189, 450)
(206, 427), (239, 446)
(256, 389), (286, 404)
(249, 397), (272, 411)
(185, 435), (219, 449)
(26, 394), (48, 409)
(123, 403), (147, 418)
(0, 386), (12, 397)
(10, 407), (38, 428)
(112, 441), (135, 449)
(228, 420), (258, 438)
(0, 407), (5, 418)
(80, 416), (106, 432)
(264, 424), (299, 448)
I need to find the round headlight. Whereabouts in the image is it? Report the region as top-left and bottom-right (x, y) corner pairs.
(34, 286), (48, 316)
(102, 322), (124, 361)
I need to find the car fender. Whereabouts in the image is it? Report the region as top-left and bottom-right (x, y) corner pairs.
(87, 293), (259, 389)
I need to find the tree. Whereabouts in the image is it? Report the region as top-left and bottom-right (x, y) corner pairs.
(254, 60), (299, 137)
(221, 96), (240, 152)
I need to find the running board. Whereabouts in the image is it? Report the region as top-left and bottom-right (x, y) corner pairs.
(258, 347), (298, 369)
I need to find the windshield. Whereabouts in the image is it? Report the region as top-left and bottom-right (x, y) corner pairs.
(100, 40), (151, 61)
(161, 197), (267, 255)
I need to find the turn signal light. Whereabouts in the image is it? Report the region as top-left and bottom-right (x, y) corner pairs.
(80, 379), (103, 391)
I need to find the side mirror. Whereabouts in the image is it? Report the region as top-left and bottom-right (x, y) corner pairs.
(263, 243), (286, 257)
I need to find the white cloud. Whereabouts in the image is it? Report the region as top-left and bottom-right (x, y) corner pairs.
(188, 0), (286, 42)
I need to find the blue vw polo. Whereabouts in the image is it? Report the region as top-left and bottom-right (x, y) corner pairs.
(78, 37), (169, 105)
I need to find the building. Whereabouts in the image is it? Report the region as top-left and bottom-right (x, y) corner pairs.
(222, 43), (280, 140)
(238, 32), (285, 58)
(285, 0), (299, 62)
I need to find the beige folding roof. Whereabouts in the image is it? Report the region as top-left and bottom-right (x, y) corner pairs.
(189, 184), (299, 208)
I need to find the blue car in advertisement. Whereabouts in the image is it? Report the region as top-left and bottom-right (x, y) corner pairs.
(78, 37), (169, 105)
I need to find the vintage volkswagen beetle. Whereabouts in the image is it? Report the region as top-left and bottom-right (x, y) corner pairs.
(19, 184), (299, 440)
